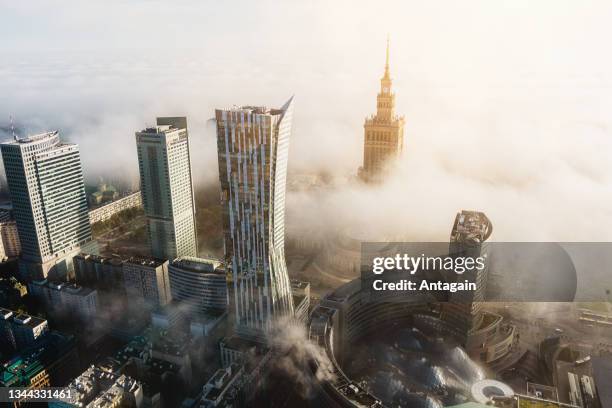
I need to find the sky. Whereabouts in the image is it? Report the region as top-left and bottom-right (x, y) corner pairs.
(0, 0), (611, 241)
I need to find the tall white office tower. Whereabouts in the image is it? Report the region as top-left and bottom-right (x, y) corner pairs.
(1, 131), (93, 280)
(215, 97), (295, 339)
(136, 117), (198, 260)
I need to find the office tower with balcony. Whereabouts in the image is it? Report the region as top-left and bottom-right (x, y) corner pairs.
(215, 97), (295, 338)
(1, 131), (93, 279)
(359, 38), (405, 183)
(136, 117), (197, 260)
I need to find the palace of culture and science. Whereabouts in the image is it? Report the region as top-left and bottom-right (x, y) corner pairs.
(359, 39), (405, 183)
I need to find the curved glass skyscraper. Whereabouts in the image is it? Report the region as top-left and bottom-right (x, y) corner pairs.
(215, 97), (295, 339)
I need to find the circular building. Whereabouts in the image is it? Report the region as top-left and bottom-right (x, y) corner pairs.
(471, 379), (514, 404)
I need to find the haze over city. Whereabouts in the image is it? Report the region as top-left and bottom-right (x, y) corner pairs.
(1, 2), (612, 408)
(1, 0), (612, 242)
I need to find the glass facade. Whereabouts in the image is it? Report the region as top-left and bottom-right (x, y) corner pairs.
(215, 97), (295, 338)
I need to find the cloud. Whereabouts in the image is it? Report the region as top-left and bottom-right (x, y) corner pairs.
(0, 1), (611, 242)
(267, 317), (336, 398)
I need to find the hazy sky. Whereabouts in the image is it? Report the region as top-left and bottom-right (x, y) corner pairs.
(1, 1), (611, 241)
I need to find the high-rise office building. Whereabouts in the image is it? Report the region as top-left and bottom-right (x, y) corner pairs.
(1, 131), (92, 279)
(359, 38), (405, 183)
(441, 210), (493, 350)
(215, 98), (295, 338)
(136, 117), (197, 260)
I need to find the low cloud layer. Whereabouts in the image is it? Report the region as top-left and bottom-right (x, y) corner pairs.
(1, 1), (611, 241)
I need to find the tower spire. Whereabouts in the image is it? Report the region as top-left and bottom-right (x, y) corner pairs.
(384, 35), (390, 79)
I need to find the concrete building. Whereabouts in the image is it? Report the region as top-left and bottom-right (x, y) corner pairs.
(0, 308), (48, 352)
(0, 220), (21, 261)
(195, 363), (244, 407)
(123, 257), (171, 310)
(88, 191), (142, 224)
(113, 327), (194, 395)
(359, 38), (405, 183)
(74, 253), (124, 290)
(136, 117), (197, 260)
(215, 98), (295, 338)
(11, 313), (49, 351)
(168, 257), (227, 313)
(28, 280), (98, 322)
(58, 365), (143, 408)
(0, 131), (92, 279)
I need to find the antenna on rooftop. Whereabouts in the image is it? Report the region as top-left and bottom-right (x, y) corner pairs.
(9, 115), (17, 141)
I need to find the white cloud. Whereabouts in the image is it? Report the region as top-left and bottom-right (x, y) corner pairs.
(0, 0), (611, 241)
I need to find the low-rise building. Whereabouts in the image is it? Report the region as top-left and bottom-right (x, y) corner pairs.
(123, 257), (171, 311)
(0, 308), (48, 353)
(12, 314), (48, 350)
(0, 220), (21, 261)
(56, 365), (143, 408)
(113, 327), (194, 396)
(28, 280), (98, 322)
(88, 191), (142, 224)
(168, 257), (227, 314)
(195, 363), (244, 407)
(74, 253), (124, 290)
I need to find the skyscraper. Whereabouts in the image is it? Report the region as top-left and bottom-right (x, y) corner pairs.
(359, 38), (405, 182)
(215, 98), (295, 338)
(1, 131), (92, 279)
(136, 117), (197, 260)
(441, 210), (493, 350)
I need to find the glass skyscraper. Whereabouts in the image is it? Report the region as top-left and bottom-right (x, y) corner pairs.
(215, 97), (295, 338)
(1, 131), (92, 279)
(136, 117), (198, 260)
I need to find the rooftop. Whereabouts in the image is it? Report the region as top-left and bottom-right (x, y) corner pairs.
(0, 307), (13, 320)
(125, 256), (167, 268)
(13, 313), (47, 329)
(63, 365), (142, 406)
(139, 124), (179, 134)
(31, 280), (96, 296)
(291, 280), (310, 289)
(451, 210), (493, 244)
(76, 253), (124, 266)
(1, 130), (58, 145)
(171, 256), (224, 274)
